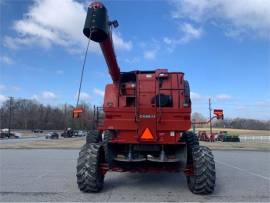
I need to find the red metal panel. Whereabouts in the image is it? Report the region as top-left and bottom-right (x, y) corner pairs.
(137, 74), (157, 142)
(103, 84), (118, 107)
(101, 70), (192, 143)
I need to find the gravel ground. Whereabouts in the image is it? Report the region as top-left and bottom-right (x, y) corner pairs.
(0, 149), (269, 202)
(0, 137), (269, 151)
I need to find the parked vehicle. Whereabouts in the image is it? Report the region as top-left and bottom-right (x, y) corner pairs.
(74, 130), (87, 137)
(32, 129), (43, 133)
(61, 128), (74, 138)
(216, 131), (240, 142)
(45, 132), (59, 139)
(0, 132), (21, 139)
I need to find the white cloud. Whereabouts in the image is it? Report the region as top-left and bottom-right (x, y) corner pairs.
(123, 57), (140, 65)
(0, 94), (8, 105)
(0, 85), (21, 93)
(32, 90), (57, 101)
(11, 86), (21, 91)
(0, 84), (6, 92)
(144, 50), (157, 60)
(79, 92), (91, 101)
(142, 40), (161, 60)
(4, 0), (132, 53)
(179, 23), (202, 43)
(170, 0), (270, 39)
(190, 92), (232, 101)
(256, 100), (270, 107)
(190, 91), (202, 100)
(0, 55), (14, 65)
(112, 32), (132, 51)
(42, 91), (57, 99)
(215, 94), (232, 101)
(93, 88), (104, 97)
(163, 37), (173, 45)
(56, 70), (64, 75)
(0, 0), (7, 5)
(163, 23), (202, 50)
(75, 91), (91, 102)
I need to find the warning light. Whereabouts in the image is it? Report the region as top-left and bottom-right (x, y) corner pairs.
(213, 109), (224, 120)
(140, 128), (154, 140)
(73, 108), (83, 118)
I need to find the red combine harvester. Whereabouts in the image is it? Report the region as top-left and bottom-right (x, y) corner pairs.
(76, 2), (216, 194)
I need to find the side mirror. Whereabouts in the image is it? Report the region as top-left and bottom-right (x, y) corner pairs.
(109, 20), (119, 28)
(214, 109), (224, 120)
(73, 108), (83, 118)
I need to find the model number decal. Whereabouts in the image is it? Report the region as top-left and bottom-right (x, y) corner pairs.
(139, 114), (156, 118)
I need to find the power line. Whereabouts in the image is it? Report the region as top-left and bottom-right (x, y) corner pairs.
(8, 96), (13, 135)
(76, 37), (91, 107)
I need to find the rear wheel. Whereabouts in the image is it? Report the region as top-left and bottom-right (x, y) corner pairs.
(103, 130), (114, 166)
(86, 130), (101, 144)
(76, 143), (105, 192)
(181, 131), (199, 164)
(187, 146), (216, 194)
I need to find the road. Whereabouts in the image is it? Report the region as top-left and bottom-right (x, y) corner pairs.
(0, 149), (269, 202)
(0, 136), (46, 144)
(0, 136), (84, 144)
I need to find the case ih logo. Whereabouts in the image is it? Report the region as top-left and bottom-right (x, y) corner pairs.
(139, 114), (156, 119)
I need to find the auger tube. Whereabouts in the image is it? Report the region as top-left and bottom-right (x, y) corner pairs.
(83, 2), (120, 83)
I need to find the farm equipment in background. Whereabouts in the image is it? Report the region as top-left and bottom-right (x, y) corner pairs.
(74, 1), (216, 195)
(216, 131), (240, 142)
(197, 131), (217, 142)
(61, 128), (74, 138)
(32, 129), (43, 133)
(192, 109), (224, 142)
(61, 128), (88, 138)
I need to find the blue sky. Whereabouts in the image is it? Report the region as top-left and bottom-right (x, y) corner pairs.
(0, 0), (270, 120)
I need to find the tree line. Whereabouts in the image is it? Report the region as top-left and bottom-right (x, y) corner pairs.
(0, 98), (269, 130)
(0, 98), (97, 130)
(192, 112), (270, 130)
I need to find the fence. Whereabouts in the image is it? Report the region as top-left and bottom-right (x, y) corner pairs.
(239, 136), (270, 142)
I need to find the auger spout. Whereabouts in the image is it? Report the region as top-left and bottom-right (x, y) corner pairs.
(83, 2), (120, 83)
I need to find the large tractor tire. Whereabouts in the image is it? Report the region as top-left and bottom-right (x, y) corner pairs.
(182, 131), (199, 147)
(186, 146), (216, 194)
(102, 130), (114, 166)
(181, 131), (199, 164)
(76, 143), (105, 192)
(86, 130), (101, 144)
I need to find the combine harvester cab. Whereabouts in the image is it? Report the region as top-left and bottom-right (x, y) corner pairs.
(76, 1), (216, 194)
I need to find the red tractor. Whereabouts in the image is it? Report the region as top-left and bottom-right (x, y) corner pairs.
(76, 2), (215, 194)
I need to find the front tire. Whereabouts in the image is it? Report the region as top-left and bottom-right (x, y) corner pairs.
(187, 146), (216, 194)
(76, 143), (105, 192)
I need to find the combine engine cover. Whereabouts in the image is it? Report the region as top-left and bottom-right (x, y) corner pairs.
(103, 70), (192, 144)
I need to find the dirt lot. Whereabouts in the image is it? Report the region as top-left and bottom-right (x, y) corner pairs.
(0, 137), (84, 149)
(194, 128), (270, 136)
(9, 128), (270, 138)
(0, 137), (269, 151)
(200, 141), (270, 151)
(1, 149), (269, 202)
(11, 130), (64, 137)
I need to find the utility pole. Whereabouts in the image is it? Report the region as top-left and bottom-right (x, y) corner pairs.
(8, 97), (13, 136)
(209, 98), (212, 136)
(64, 103), (67, 130)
